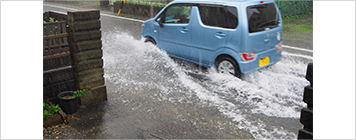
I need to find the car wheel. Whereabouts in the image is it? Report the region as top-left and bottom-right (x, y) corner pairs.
(144, 37), (156, 45)
(215, 57), (241, 78)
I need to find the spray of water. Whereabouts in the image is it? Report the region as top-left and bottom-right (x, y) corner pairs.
(102, 31), (312, 139)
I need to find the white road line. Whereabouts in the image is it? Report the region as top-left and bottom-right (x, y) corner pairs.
(43, 3), (145, 23)
(282, 45), (313, 53)
(282, 52), (313, 60)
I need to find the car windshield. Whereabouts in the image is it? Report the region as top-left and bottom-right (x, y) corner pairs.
(247, 3), (279, 33)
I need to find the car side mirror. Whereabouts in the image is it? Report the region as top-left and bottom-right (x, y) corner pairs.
(158, 19), (164, 28)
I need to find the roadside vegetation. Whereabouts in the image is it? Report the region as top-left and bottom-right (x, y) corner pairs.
(114, 0), (169, 8)
(282, 12), (313, 44)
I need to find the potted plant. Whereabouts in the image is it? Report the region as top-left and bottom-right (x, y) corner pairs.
(57, 89), (88, 114)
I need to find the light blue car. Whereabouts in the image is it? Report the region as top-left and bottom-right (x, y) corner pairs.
(142, 0), (283, 78)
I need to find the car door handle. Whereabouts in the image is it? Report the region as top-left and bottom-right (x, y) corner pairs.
(264, 39), (270, 44)
(215, 32), (226, 39)
(180, 28), (189, 33)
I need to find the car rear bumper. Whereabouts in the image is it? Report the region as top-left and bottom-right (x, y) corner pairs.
(238, 48), (282, 74)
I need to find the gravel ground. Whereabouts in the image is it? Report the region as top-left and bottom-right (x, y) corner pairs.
(43, 109), (87, 139)
(43, 123), (85, 139)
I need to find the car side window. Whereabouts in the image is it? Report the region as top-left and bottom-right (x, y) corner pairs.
(198, 5), (238, 29)
(161, 5), (192, 24)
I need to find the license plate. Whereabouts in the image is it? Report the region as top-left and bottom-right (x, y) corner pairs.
(259, 56), (270, 67)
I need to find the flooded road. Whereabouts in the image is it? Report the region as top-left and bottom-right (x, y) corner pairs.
(68, 30), (312, 139)
(43, 3), (313, 139)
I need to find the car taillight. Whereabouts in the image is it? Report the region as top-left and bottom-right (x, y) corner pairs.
(275, 42), (282, 51)
(239, 52), (256, 61)
(260, 1), (264, 3)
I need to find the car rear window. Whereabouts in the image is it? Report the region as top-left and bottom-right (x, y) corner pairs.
(198, 5), (238, 29)
(247, 3), (280, 33)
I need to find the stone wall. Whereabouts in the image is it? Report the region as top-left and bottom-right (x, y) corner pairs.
(114, 2), (163, 18)
(67, 9), (107, 105)
(100, 0), (109, 7)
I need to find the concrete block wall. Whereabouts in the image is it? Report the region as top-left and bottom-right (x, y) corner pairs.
(100, 0), (109, 7)
(67, 9), (107, 105)
(298, 63), (313, 139)
(114, 2), (163, 18)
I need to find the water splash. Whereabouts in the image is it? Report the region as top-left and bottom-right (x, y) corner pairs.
(102, 31), (311, 139)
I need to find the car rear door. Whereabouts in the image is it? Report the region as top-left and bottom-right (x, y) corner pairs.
(190, 5), (238, 65)
(245, 2), (282, 53)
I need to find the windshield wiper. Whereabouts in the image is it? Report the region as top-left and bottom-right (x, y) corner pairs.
(257, 20), (278, 28)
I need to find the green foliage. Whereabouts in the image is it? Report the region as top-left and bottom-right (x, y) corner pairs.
(119, 0), (167, 7)
(298, 24), (313, 32)
(43, 17), (57, 23)
(43, 103), (61, 119)
(73, 89), (88, 98)
(282, 12), (312, 23)
(61, 89), (89, 99)
(43, 17), (59, 36)
(284, 24), (313, 32)
(43, 110), (50, 119)
(275, 0), (313, 17)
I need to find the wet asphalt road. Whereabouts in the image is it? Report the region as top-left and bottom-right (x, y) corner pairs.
(44, 2), (312, 139)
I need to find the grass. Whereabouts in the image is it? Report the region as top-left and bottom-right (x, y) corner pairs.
(282, 28), (313, 43)
(284, 24), (313, 32)
(282, 13), (313, 44)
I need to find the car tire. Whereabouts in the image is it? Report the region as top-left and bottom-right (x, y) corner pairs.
(215, 56), (241, 78)
(144, 37), (156, 45)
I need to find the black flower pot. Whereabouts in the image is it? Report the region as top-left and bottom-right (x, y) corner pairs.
(57, 91), (78, 114)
